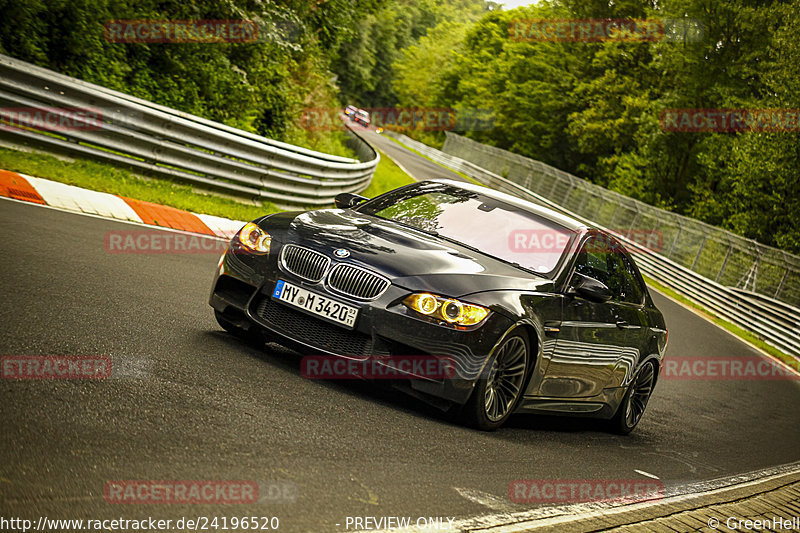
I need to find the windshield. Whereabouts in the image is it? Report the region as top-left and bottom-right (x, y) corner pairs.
(358, 184), (576, 276)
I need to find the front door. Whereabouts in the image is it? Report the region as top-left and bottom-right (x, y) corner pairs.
(538, 234), (643, 398)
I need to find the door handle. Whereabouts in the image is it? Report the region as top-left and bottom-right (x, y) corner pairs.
(616, 320), (639, 329)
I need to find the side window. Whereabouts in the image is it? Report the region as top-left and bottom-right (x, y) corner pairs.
(606, 242), (644, 304)
(602, 246), (626, 302)
(620, 252), (646, 304)
(573, 235), (644, 304)
(574, 236), (609, 282)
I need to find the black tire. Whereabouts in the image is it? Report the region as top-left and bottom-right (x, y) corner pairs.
(461, 330), (531, 431)
(611, 360), (656, 435)
(214, 310), (266, 347)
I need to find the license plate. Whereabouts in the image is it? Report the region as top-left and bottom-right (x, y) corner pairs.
(272, 280), (359, 329)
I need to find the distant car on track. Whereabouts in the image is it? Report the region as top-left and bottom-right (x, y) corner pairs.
(210, 180), (667, 432)
(344, 105), (357, 116)
(353, 109), (370, 127)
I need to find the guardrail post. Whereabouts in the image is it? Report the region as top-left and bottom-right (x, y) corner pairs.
(626, 206), (640, 241)
(775, 252), (790, 299)
(690, 236), (706, 271)
(548, 174), (560, 198)
(716, 244), (733, 282)
(576, 189), (589, 214)
(561, 185), (574, 207)
(667, 222), (683, 258)
(607, 201), (622, 229)
(592, 192), (605, 221)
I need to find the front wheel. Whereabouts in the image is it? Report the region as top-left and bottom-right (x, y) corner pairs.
(611, 360), (656, 435)
(461, 331), (530, 431)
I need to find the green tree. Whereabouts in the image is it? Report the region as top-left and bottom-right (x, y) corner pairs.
(334, 0), (495, 107)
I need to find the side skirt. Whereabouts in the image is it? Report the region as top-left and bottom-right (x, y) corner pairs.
(515, 387), (627, 419)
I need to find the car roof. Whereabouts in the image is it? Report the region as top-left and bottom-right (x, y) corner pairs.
(424, 178), (588, 231)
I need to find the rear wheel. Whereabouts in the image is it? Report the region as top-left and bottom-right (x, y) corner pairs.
(461, 331), (530, 431)
(611, 360), (656, 435)
(214, 310), (266, 347)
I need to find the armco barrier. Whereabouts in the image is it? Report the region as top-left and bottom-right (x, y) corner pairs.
(0, 54), (378, 206)
(387, 131), (800, 358)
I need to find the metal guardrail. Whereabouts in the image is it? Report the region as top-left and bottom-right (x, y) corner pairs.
(388, 131), (800, 358)
(0, 54), (378, 206)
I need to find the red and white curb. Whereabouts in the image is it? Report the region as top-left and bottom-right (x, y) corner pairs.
(0, 169), (245, 239)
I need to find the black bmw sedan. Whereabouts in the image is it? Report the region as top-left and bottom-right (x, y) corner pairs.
(210, 180), (667, 432)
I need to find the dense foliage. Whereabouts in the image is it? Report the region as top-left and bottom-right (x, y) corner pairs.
(334, 0), (495, 107)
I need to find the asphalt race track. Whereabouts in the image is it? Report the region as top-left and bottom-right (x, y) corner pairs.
(356, 127), (468, 183)
(2, 144), (800, 531)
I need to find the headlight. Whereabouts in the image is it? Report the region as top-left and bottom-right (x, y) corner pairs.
(403, 293), (489, 326)
(238, 222), (271, 254)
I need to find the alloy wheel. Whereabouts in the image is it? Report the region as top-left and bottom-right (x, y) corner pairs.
(484, 335), (528, 422)
(624, 361), (655, 428)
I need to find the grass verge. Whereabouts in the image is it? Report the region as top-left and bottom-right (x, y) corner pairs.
(0, 147), (277, 221)
(643, 274), (798, 370)
(359, 147), (416, 198)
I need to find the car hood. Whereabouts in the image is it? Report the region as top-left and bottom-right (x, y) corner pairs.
(275, 209), (555, 296)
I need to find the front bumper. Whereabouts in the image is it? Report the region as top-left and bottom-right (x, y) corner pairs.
(210, 243), (514, 406)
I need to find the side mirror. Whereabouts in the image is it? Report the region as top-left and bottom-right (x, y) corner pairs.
(570, 274), (612, 303)
(334, 192), (368, 209)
